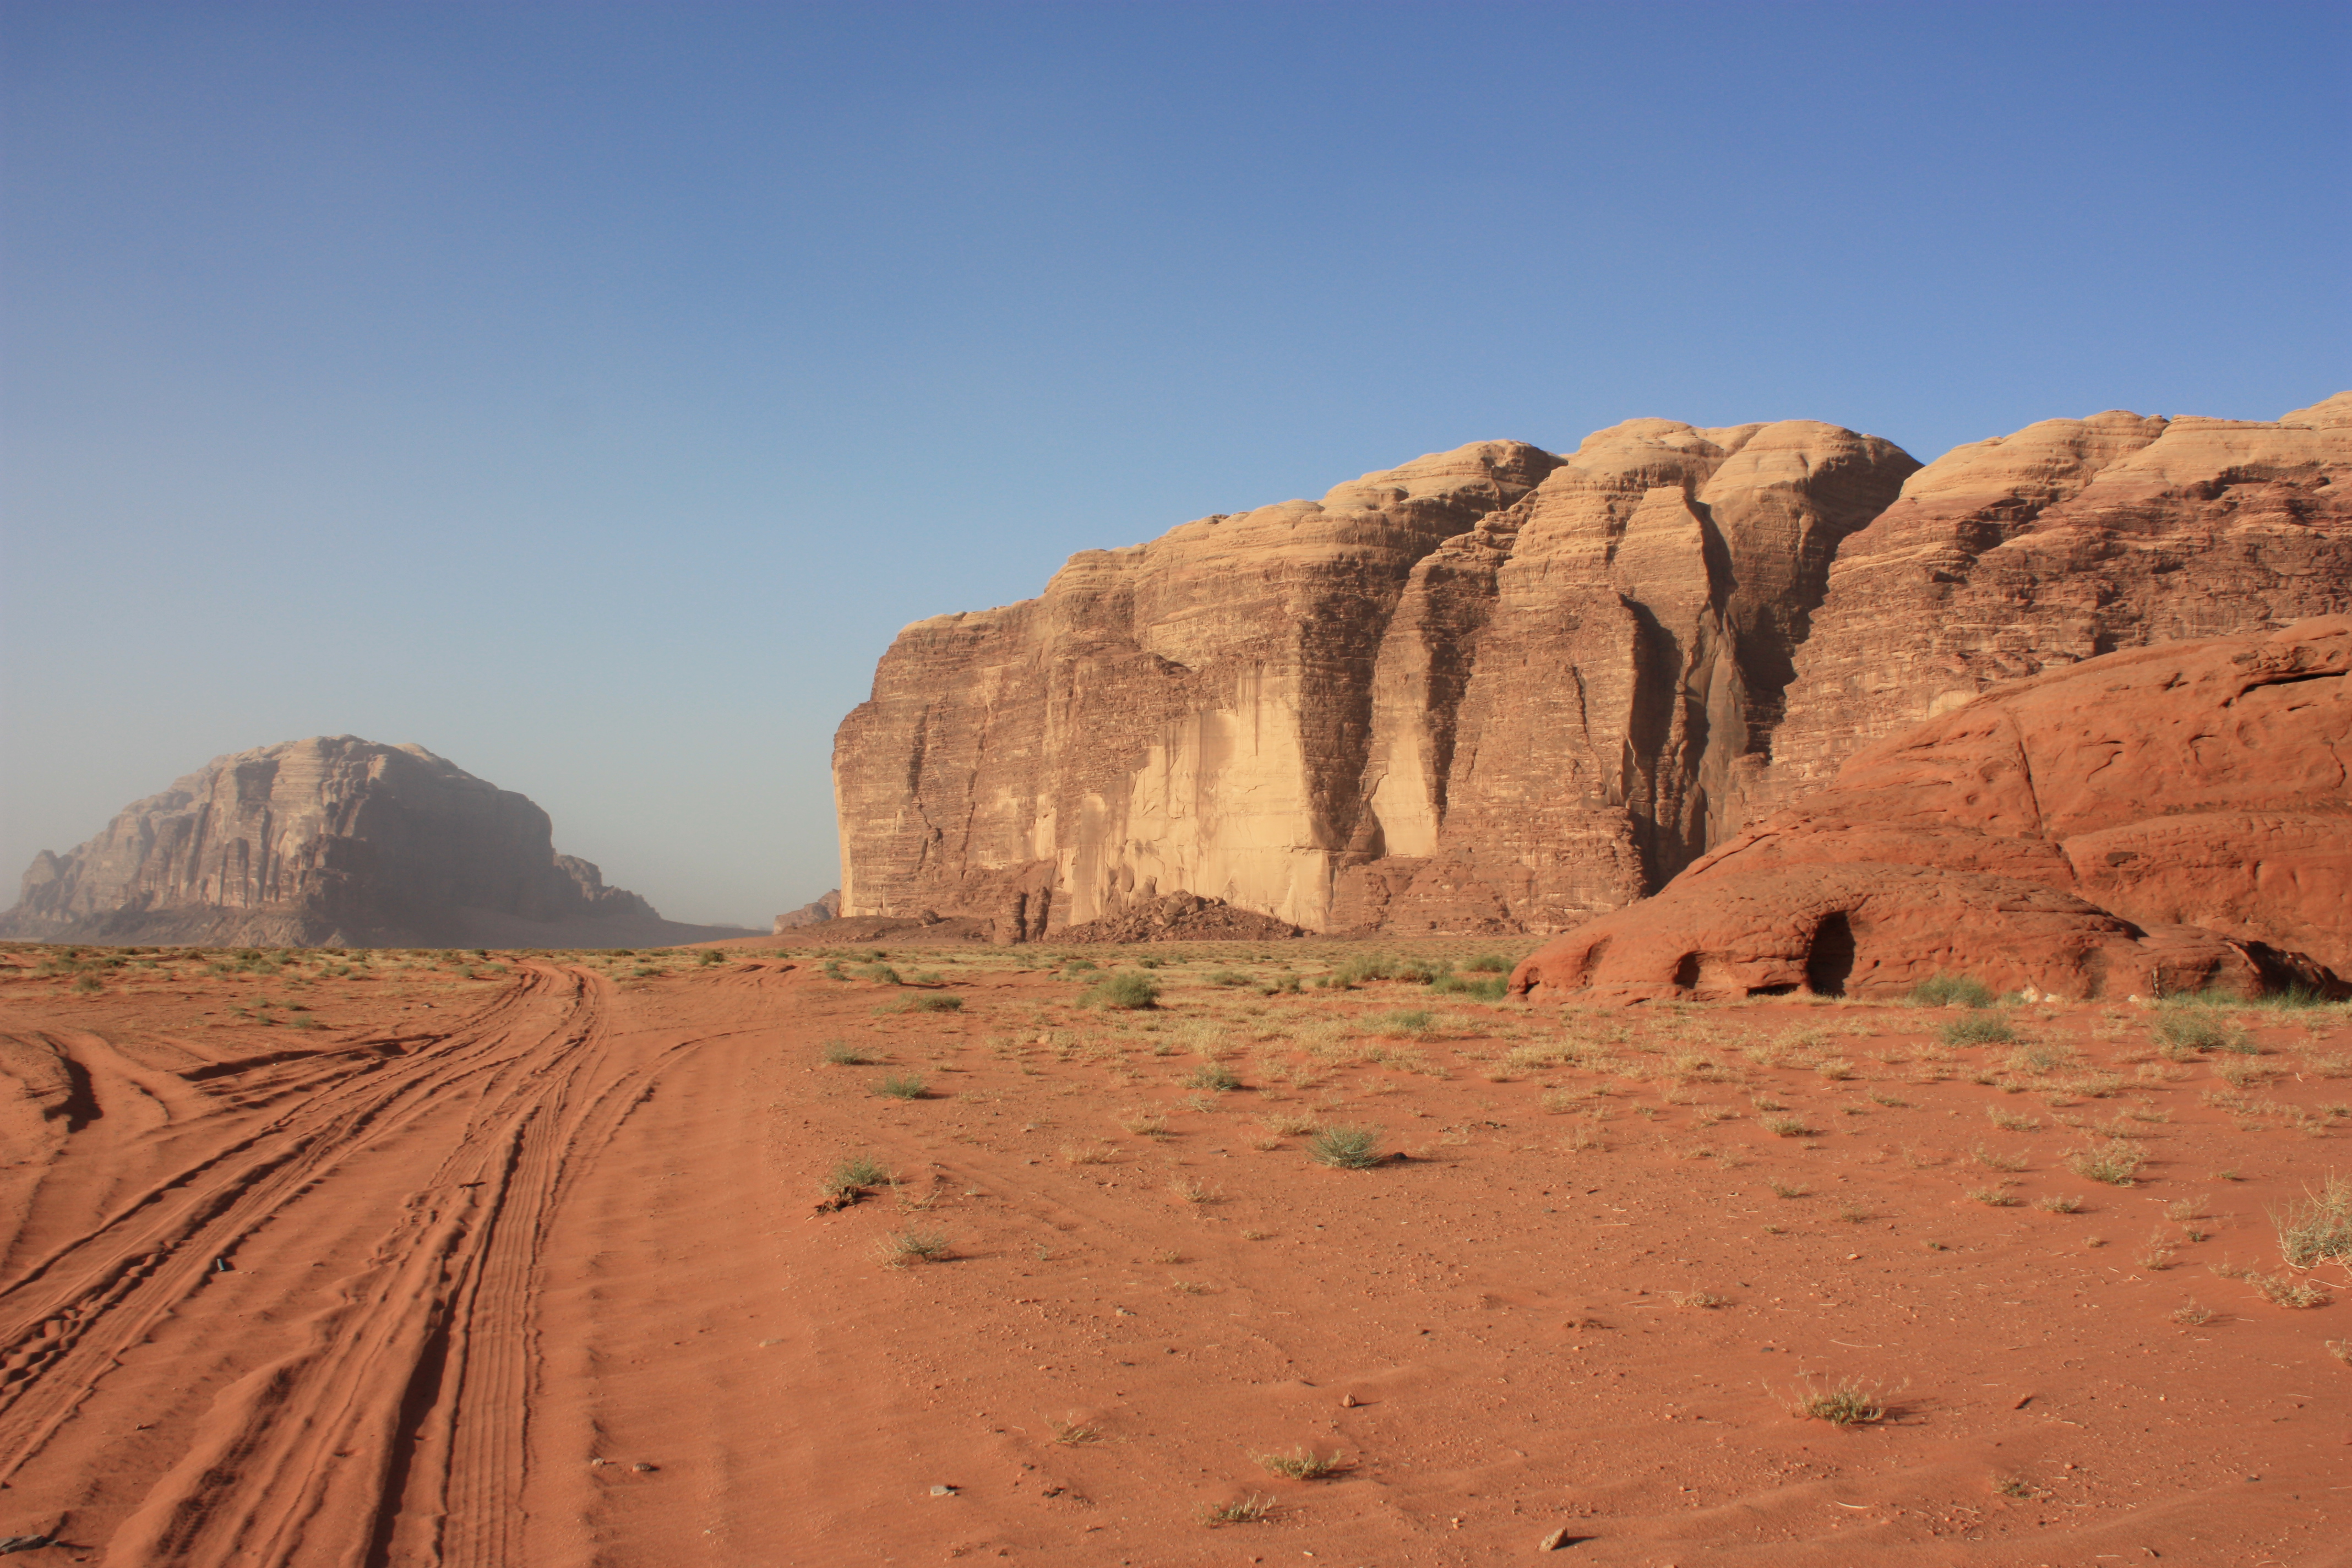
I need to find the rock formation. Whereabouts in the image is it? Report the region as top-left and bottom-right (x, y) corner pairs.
(835, 393), (2351, 939)
(1, 736), (733, 949)
(1510, 619), (2351, 1003)
(1052, 892), (1303, 945)
(774, 890), (842, 933)
(1763, 391), (2352, 809)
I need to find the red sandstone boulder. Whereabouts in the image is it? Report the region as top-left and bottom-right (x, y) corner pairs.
(1512, 618), (2351, 1002)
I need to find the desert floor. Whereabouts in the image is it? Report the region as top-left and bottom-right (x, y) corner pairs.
(1, 938), (2347, 1567)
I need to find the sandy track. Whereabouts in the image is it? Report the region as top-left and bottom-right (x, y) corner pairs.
(0, 963), (728, 1565)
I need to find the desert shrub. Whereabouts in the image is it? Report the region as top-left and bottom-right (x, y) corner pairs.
(1760, 1115), (1816, 1138)
(2153, 1004), (2252, 1055)
(872, 1073), (929, 1100)
(1083, 972), (1160, 1010)
(1788, 1376), (1891, 1425)
(1364, 1008), (1434, 1038)
(696, 949), (725, 966)
(1253, 1447), (1345, 1479)
(1306, 1124), (1385, 1169)
(1941, 1014), (2016, 1047)
(1197, 1495), (1273, 1526)
(820, 1039), (875, 1065)
(2066, 1139), (2144, 1186)
(1911, 973), (1995, 1009)
(1463, 952), (1512, 973)
(855, 962), (903, 986)
(2251, 1272), (2333, 1309)
(72, 972), (101, 995)
(1332, 952), (1399, 986)
(1184, 1062), (1241, 1092)
(876, 1228), (950, 1266)
(1431, 973), (1508, 1001)
(1205, 969), (1251, 987)
(826, 1153), (891, 1194)
(2274, 1173), (2352, 1278)
(1256, 974), (1303, 996)
(890, 993), (963, 1013)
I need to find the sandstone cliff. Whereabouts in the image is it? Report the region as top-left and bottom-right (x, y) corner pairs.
(1765, 391), (2352, 808)
(1, 736), (732, 949)
(836, 394), (2352, 938)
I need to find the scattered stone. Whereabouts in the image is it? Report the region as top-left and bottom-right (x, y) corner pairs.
(930, 1484), (958, 1497)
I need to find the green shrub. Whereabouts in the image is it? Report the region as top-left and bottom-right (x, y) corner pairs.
(820, 1039), (875, 1065)
(697, 949), (725, 966)
(1364, 1008), (1434, 1038)
(1082, 972), (1160, 1011)
(1256, 974), (1303, 996)
(1431, 973), (1507, 1000)
(826, 1153), (891, 1194)
(1911, 973), (1995, 1009)
(1306, 1124), (1385, 1169)
(1184, 1062), (1241, 1092)
(1205, 969), (1250, 987)
(1463, 952), (1512, 973)
(856, 962), (903, 986)
(873, 1073), (929, 1100)
(2153, 1005), (2252, 1055)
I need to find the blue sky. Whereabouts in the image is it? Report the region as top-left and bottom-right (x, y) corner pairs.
(3, 1), (2346, 925)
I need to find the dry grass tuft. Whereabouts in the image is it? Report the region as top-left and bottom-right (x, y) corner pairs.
(1253, 1446), (1347, 1480)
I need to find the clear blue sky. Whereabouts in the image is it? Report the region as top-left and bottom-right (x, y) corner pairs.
(3, 2), (2346, 925)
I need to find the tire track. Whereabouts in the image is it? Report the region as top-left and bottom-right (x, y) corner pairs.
(0, 962), (715, 1565)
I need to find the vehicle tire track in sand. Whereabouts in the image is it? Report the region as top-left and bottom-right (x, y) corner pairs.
(0, 963), (717, 1566)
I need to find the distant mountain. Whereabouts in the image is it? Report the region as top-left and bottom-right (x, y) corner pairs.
(1, 736), (747, 949)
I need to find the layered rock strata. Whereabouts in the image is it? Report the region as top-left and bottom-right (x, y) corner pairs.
(1, 736), (728, 949)
(1511, 619), (2352, 1003)
(836, 394), (2351, 938)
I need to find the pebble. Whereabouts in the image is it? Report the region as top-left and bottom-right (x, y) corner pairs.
(631, 1462), (657, 1473)
(931, 1484), (959, 1497)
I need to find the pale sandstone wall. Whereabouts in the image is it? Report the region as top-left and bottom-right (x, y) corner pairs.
(836, 394), (2352, 937)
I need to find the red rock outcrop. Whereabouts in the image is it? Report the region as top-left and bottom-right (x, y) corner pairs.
(837, 394), (2351, 939)
(1764, 392), (2352, 812)
(1512, 619), (2351, 1002)
(1, 736), (734, 949)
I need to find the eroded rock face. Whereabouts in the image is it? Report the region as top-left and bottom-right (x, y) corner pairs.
(774, 890), (842, 933)
(836, 395), (2351, 938)
(1765, 392), (2352, 811)
(834, 440), (1565, 935)
(1511, 619), (2352, 1003)
(1, 736), (723, 949)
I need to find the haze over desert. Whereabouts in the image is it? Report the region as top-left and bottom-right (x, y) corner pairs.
(4, 4), (2349, 1565)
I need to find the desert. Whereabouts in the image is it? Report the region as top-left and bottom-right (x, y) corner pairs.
(2, 937), (2348, 1565)
(8, 11), (2349, 1561)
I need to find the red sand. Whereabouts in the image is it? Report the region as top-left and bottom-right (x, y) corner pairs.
(2, 944), (2346, 1565)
